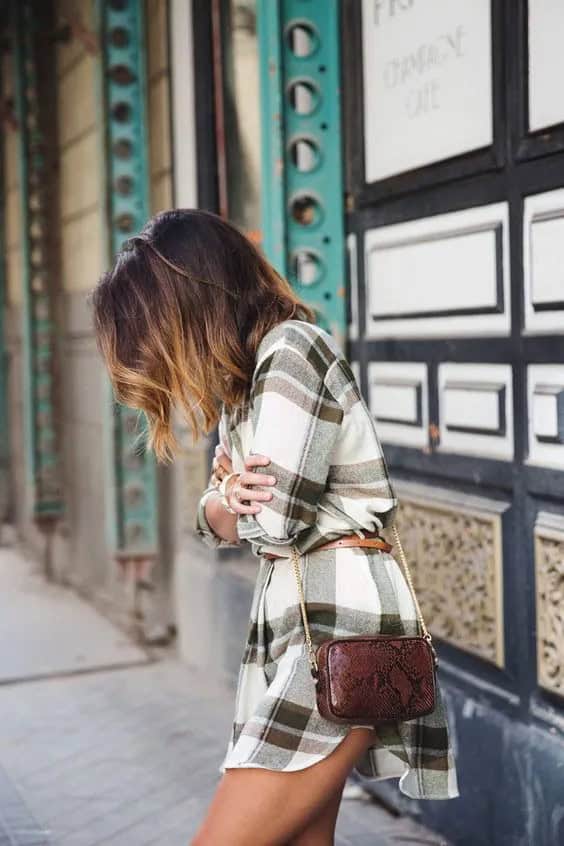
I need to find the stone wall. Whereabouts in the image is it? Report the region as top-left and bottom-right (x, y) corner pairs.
(2, 0), (177, 634)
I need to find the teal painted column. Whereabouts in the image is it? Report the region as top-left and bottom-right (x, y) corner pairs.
(12, 0), (64, 525)
(97, 0), (159, 567)
(258, 0), (346, 340)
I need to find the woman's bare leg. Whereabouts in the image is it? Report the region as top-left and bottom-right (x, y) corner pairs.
(287, 780), (345, 846)
(190, 727), (375, 846)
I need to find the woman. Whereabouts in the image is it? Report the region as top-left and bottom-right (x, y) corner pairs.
(91, 208), (459, 845)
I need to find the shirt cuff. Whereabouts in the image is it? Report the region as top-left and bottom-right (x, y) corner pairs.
(195, 489), (242, 550)
(236, 512), (290, 546)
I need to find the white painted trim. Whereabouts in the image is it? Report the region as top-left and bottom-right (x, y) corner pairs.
(535, 510), (564, 539)
(350, 360), (361, 388)
(170, 0), (198, 208)
(523, 187), (564, 335)
(364, 202), (510, 339)
(527, 364), (564, 470)
(346, 233), (359, 341)
(393, 479), (510, 517)
(368, 362), (428, 449)
(438, 363), (514, 461)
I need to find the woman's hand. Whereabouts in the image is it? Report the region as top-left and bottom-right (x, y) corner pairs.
(225, 455), (276, 516)
(203, 452), (276, 545)
(211, 443), (233, 487)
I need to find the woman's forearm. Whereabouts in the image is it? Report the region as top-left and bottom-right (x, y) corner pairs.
(205, 492), (240, 544)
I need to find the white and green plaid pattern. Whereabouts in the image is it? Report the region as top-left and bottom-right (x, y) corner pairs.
(196, 319), (460, 800)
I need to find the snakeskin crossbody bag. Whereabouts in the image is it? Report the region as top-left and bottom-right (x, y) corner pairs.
(290, 522), (439, 725)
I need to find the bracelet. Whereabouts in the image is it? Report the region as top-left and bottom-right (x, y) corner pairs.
(218, 471), (239, 515)
(220, 494), (237, 515)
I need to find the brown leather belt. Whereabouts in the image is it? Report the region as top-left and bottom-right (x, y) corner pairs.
(262, 531), (393, 560)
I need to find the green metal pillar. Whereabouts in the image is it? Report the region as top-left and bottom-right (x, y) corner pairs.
(258, 0), (346, 340)
(13, 0), (64, 525)
(97, 0), (159, 566)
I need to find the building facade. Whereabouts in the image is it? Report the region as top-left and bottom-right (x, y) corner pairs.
(1, 2), (564, 844)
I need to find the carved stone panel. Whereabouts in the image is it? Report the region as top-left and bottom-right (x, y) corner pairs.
(389, 482), (507, 667)
(535, 512), (564, 698)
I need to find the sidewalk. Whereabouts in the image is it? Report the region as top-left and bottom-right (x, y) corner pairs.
(0, 545), (148, 684)
(0, 545), (450, 846)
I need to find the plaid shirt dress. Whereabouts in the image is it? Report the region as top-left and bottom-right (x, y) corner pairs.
(195, 319), (460, 800)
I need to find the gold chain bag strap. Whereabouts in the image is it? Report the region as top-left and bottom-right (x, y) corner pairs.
(290, 522), (439, 725)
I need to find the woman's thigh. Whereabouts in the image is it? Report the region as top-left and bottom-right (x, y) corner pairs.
(287, 779), (345, 846)
(191, 727), (376, 846)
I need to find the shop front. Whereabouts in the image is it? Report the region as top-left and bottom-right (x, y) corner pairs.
(1, 4), (563, 841)
(185, 2), (564, 843)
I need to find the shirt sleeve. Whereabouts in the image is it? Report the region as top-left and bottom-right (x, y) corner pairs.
(236, 342), (343, 548)
(194, 406), (242, 550)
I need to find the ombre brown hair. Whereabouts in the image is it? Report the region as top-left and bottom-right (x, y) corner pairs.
(89, 208), (316, 463)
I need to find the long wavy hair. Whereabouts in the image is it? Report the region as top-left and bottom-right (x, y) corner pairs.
(89, 209), (316, 463)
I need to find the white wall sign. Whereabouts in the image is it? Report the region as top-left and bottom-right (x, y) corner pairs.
(361, 0), (493, 182)
(528, 0), (564, 132)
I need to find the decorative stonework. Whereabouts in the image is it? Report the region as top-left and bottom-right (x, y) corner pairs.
(388, 482), (507, 667)
(535, 512), (564, 697)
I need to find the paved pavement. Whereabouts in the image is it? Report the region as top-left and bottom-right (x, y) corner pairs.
(0, 545), (450, 846)
(0, 546), (147, 684)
